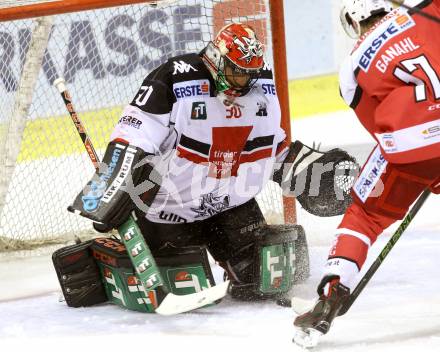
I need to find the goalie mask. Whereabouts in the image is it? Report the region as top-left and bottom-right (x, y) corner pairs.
(340, 0), (394, 39)
(202, 23), (264, 97)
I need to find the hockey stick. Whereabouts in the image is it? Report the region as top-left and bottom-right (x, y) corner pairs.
(387, 0), (440, 25)
(53, 77), (229, 315)
(338, 188), (431, 316)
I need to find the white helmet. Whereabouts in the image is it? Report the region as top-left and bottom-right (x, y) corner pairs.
(340, 0), (394, 39)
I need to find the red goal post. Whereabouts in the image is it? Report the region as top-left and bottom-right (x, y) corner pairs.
(0, 0), (295, 251)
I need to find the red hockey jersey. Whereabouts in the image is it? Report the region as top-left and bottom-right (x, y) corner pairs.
(339, 0), (440, 163)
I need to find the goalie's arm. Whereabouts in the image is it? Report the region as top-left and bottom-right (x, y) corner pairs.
(69, 61), (176, 230)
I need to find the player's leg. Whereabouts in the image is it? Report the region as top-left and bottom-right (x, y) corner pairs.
(136, 214), (205, 252)
(203, 199), (310, 301)
(89, 237), (216, 312)
(294, 149), (440, 335)
(324, 148), (440, 289)
(53, 201), (308, 308)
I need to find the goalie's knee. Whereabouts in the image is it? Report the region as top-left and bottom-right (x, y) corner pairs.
(224, 224), (310, 301)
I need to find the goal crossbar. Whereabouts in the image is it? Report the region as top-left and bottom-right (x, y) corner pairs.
(0, 0), (161, 22)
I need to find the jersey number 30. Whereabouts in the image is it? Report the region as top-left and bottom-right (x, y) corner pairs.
(394, 55), (440, 102)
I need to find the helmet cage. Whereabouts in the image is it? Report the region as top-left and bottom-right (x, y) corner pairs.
(222, 56), (261, 95)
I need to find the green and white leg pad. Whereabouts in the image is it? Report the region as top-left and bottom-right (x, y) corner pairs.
(228, 224), (309, 300)
(90, 238), (218, 313)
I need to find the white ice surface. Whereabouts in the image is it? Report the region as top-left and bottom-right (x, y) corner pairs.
(1, 111), (439, 351)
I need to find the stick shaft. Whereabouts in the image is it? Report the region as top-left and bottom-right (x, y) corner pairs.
(53, 78), (100, 170)
(338, 188), (431, 316)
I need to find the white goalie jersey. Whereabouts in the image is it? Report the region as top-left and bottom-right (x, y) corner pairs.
(111, 53), (288, 224)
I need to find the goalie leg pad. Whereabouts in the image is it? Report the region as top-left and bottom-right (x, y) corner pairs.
(90, 238), (216, 313)
(90, 237), (153, 312)
(225, 224), (309, 301)
(52, 240), (108, 308)
(155, 244), (216, 298)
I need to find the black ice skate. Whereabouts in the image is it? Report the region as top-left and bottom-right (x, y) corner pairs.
(292, 276), (350, 348)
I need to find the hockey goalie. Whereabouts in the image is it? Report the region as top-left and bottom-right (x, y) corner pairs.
(52, 23), (358, 313)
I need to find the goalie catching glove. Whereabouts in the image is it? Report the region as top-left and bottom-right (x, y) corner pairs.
(68, 141), (160, 231)
(273, 140), (359, 217)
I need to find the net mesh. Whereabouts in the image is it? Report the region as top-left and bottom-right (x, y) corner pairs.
(0, 0), (284, 252)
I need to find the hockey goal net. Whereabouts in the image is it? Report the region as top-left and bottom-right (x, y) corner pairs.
(0, 0), (294, 251)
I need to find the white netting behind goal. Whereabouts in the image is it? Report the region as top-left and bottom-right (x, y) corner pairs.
(0, 0), (284, 251)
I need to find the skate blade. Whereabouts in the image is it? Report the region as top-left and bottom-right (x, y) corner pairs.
(292, 327), (323, 349)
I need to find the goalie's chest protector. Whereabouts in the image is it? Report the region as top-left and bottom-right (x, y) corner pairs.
(147, 60), (283, 224)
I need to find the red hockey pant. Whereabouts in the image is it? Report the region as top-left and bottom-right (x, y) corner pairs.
(329, 146), (440, 270)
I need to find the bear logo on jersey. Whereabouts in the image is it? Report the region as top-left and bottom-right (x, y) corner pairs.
(256, 101), (268, 116)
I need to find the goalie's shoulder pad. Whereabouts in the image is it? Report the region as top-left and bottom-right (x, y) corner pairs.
(131, 53), (214, 114)
(166, 53), (215, 82)
(259, 60), (274, 80)
(130, 62), (175, 115)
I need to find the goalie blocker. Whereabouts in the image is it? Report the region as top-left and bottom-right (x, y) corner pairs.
(68, 140), (160, 232)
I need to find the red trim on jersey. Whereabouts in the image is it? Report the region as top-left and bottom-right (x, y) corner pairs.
(178, 147), (272, 165)
(177, 146), (272, 169)
(111, 138), (130, 145)
(241, 148), (273, 163)
(176, 146), (208, 164)
(276, 139), (290, 156)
